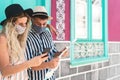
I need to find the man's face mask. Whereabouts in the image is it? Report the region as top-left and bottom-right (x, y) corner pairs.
(32, 25), (46, 34)
(15, 25), (26, 34)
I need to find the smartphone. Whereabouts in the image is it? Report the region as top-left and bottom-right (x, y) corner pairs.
(43, 48), (51, 53)
(41, 48), (50, 58)
(59, 47), (69, 58)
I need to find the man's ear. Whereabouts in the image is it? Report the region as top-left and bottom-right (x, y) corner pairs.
(48, 16), (53, 20)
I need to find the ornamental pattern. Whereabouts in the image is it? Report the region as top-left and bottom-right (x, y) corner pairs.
(74, 42), (104, 58)
(56, 0), (65, 40)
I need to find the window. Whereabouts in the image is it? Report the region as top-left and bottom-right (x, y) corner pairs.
(70, 0), (108, 66)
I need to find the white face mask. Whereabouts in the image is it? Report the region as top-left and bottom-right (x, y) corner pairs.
(15, 25), (26, 34)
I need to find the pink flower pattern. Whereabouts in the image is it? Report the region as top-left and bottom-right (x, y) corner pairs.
(56, 0), (65, 40)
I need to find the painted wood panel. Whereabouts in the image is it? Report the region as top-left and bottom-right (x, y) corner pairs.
(108, 0), (120, 41)
(51, 0), (70, 41)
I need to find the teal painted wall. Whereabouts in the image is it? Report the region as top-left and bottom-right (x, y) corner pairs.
(0, 0), (51, 30)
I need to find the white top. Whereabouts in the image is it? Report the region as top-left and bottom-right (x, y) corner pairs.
(0, 59), (28, 80)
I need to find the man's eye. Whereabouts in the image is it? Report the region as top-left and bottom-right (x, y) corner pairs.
(19, 23), (23, 25)
(43, 23), (47, 26)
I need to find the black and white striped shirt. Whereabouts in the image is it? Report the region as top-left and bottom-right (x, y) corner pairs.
(26, 26), (58, 80)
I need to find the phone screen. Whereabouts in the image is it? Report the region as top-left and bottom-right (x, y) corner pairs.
(59, 47), (68, 58)
(43, 48), (51, 53)
(41, 48), (50, 58)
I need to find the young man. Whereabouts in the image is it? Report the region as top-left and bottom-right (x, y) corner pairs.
(26, 6), (68, 80)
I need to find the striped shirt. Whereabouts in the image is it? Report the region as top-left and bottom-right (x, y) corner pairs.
(26, 26), (58, 80)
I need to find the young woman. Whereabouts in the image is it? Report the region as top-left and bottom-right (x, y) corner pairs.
(0, 4), (48, 80)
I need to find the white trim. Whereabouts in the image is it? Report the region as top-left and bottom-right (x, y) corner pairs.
(54, 41), (70, 43)
(109, 53), (120, 56)
(107, 75), (120, 80)
(84, 73), (86, 80)
(60, 58), (70, 61)
(108, 41), (120, 43)
(53, 41), (120, 43)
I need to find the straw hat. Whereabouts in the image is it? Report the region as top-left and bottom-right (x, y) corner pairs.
(32, 6), (53, 20)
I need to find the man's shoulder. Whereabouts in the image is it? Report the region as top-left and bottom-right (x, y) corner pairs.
(44, 30), (52, 35)
(27, 30), (38, 41)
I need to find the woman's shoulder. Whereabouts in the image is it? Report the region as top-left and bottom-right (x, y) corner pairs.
(0, 34), (7, 43)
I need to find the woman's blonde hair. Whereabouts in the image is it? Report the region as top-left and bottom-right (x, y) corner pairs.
(2, 13), (31, 63)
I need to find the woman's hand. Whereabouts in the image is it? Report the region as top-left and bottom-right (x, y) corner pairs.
(29, 53), (48, 67)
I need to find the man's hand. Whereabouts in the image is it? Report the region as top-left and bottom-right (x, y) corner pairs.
(54, 47), (69, 58)
(60, 47), (69, 58)
(48, 57), (59, 69)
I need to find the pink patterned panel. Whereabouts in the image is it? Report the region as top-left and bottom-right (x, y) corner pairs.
(51, 0), (70, 41)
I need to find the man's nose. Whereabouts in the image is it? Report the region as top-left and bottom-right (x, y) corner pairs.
(41, 25), (44, 27)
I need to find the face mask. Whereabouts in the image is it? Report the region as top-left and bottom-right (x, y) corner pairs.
(39, 27), (46, 32)
(15, 25), (26, 34)
(32, 25), (46, 34)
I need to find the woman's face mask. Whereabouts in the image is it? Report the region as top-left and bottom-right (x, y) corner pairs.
(15, 25), (26, 34)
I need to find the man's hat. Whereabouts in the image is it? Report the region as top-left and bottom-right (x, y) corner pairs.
(32, 6), (53, 20)
(0, 4), (32, 25)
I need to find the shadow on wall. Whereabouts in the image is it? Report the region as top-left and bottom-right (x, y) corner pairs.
(0, 26), (2, 33)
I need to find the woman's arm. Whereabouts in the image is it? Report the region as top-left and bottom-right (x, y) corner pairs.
(0, 35), (48, 77)
(31, 57), (59, 70)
